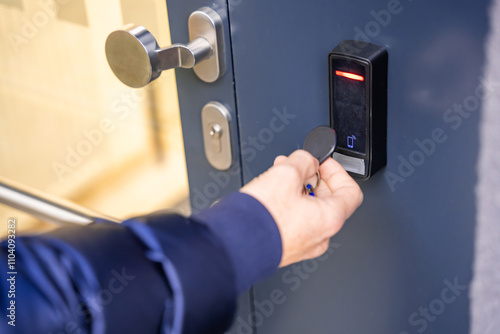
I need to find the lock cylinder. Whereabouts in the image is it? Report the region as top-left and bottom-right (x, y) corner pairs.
(201, 102), (233, 171)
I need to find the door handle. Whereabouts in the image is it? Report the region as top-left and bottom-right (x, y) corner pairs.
(105, 7), (225, 88)
(0, 177), (118, 226)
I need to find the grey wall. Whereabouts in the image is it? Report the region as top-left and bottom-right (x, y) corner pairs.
(471, 0), (500, 332)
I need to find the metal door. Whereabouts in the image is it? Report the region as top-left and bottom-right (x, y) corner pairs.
(166, 0), (490, 333)
(164, 1), (249, 330)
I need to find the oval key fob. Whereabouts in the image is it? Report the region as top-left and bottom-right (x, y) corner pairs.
(303, 126), (337, 164)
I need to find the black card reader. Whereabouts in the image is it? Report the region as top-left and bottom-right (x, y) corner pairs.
(329, 40), (388, 180)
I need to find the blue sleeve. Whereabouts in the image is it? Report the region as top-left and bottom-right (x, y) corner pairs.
(191, 192), (283, 293)
(0, 192), (283, 334)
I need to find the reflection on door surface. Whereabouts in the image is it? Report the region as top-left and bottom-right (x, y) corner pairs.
(0, 0), (189, 237)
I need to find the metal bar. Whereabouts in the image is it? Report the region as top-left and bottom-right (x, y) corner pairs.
(0, 177), (118, 226)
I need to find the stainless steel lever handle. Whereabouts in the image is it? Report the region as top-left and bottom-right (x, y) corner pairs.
(105, 7), (225, 88)
(157, 37), (213, 70)
(0, 177), (118, 226)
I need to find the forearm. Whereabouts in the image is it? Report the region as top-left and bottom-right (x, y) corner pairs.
(0, 222), (171, 334)
(0, 192), (283, 333)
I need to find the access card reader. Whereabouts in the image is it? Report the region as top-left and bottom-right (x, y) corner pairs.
(329, 40), (388, 180)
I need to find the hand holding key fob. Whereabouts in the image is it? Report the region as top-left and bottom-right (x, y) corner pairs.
(302, 126), (337, 196)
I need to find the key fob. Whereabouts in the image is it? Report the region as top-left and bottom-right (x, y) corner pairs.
(303, 126), (337, 164)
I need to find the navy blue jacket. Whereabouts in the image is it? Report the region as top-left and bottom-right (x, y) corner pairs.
(0, 192), (282, 333)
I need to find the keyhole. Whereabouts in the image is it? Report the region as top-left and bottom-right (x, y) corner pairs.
(209, 123), (223, 153)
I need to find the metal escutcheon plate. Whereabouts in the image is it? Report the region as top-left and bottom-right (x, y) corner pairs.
(201, 102), (232, 170)
(189, 7), (226, 83)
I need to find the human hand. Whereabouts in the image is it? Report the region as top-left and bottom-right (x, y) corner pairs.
(240, 150), (363, 267)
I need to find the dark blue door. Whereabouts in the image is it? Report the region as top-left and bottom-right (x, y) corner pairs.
(167, 0), (490, 332)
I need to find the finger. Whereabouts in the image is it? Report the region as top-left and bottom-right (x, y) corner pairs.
(273, 155), (287, 166)
(275, 154), (315, 192)
(318, 157), (363, 216)
(312, 158), (348, 197)
(283, 150), (320, 182)
(319, 158), (356, 192)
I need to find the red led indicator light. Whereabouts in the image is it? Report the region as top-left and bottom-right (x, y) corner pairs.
(335, 70), (364, 81)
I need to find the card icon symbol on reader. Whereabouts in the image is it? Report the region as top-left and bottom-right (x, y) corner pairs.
(347, 135), (356, 149)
